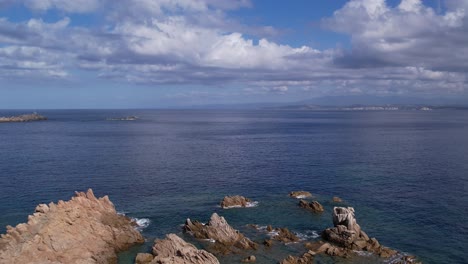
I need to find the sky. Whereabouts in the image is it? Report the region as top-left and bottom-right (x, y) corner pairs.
(0, 0), (467, 108)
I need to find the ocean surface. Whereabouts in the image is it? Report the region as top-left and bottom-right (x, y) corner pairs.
(0, 109), (467, 264)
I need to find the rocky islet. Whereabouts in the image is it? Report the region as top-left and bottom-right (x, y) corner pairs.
(0, 191), (420, 264)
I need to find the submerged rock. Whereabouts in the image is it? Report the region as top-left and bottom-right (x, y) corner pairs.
(0, 113), (47, 123)
(0, 189), (144, 264)
(135, 233), (219, 264)
(241, 255), (256, 263)
(298, 200), (324, 213)
(332, 196), (343, 203)
(220, 196), (255, 209)
(184, 213), (257, 254)
(289, 191), (312, 199)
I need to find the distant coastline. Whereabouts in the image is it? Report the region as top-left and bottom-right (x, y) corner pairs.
(0, 113), (47, 123)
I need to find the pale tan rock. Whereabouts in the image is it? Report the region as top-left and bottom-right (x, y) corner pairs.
(220, 196), (253, 209)
(148, 234), (219, 264)
(0, 189), (144, 264)
(184, 213), (257, 254)
(289, 191), (312, 199)
(280, 250), (315, 264)
(241, 255), (256, 263)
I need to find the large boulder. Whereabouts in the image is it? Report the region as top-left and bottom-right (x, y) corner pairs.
(184, 213), (257, 254)
(0, 189), (144, 264)
(135, 234), (219, 264)
(220, 196), (254, 209)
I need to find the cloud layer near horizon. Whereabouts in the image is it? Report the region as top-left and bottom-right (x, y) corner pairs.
(0, 0), (467, 98)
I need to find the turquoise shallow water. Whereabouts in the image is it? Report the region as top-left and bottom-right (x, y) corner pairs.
(0, 110), (467, 263)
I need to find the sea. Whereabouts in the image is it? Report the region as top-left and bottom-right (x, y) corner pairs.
(0, 109), (467, 264)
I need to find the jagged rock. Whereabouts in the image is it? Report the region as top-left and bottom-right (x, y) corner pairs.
(289, 191), (312, 199)
(135, 234), (219, 264)
(271, 227), (300, 243)
(298, 200), (324, 213)
(332, 196), (343, 203)
(0, 189), (144, 264)
(332, 207), (361, 234)
(266, 225), (273, 232)
(280, 250), (315, 264)
(184, 213), (257, 254)
(220, 196), (253, 208)
(0, 113), (47, 123)
(241, 255), (256, 263)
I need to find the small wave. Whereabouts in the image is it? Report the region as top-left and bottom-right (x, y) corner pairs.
(354, 250), (374, 257)
(294, 195), (309, 199)
(223, 201), (259, 209)
(246, 201), (259, 207)
(296, 230), (320, 240)
(202, 238), (216, 243)
(132, 218), (150, 231)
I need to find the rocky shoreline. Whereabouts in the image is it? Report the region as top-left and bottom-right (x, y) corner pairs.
(0, 190), (420, 264)
(0, 113), (47, 123)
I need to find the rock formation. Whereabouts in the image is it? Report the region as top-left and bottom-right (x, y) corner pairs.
(270, 227), (299, 243)
(289, 191), (312, 199)
(135, 234), (219, 264)
(322, 207), (397, 257)
(184, 213), (257, 254)
(298, 200), (324, 213)
(0, 189), (144, 264)
(220, 196), (254, 209)
(0, 113), (47, 123)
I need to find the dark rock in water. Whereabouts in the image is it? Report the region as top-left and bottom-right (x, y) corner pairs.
(332, 196), (343, 203)
(0, 189), (144, 264)
(289, 191), (312, 199)
(241, 255), (256, 263)
(263, 239), (273, 247)
(135, 233), (219, 264)
(298, 200), (324, 213)
(184, 213), (257, 254)
(220, 195), (255, 208)
(0, 113), (47, 123)
(272, 227), (300, 243)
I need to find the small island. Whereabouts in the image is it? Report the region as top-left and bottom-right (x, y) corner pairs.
(106, 116), (139, 121)
(0, 113), (47, 123)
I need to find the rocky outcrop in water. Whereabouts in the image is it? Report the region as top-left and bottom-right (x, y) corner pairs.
(289, 191), (312, 199)
(220, 196), (254, 209)
(270, 227), (299, 243)
(322, 207), (397, 257)
(0, 113), (47, 123)
(0, 189), (144, 264)
(184, 213), (257, 254)
(135, 234), (219, 264)
(298, 200), (324, 213)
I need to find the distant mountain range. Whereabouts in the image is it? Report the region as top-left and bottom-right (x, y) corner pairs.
(189, 95), (468, 110)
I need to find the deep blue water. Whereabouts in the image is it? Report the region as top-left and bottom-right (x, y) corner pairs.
(0, 110), (467, 264)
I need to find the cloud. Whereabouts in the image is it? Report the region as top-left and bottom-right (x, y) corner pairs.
(23, 0), (102, 13)
(0, 0), (466, 98)
(323, 0), (468, 72)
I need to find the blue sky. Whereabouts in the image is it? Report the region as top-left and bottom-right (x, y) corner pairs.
(0, 0), (467, 108)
